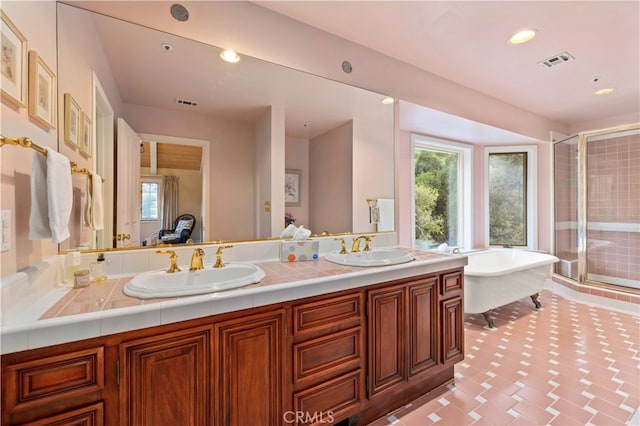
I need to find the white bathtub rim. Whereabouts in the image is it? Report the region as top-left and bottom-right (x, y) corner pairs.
(464, 249), (559, 277)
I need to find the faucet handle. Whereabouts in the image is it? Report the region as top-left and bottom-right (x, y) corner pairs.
(363, 235), (375, 252)
(214, 245), (234, 268)
(334, 238), (348, 254)
(156, 250), (181, 273)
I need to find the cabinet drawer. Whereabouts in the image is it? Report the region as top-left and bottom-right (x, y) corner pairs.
(293, 327), (362, 388)
(440, 271), (463, 296)
(23, 402), (104, 426)
(293, 293), (362, 336)
(292, 370), (362, 425)
(4, 347), (104, 413)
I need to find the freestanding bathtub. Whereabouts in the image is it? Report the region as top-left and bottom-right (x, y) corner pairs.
(463, 249), (559, 328)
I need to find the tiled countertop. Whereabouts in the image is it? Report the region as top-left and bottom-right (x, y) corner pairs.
(1, 248), (466, 354)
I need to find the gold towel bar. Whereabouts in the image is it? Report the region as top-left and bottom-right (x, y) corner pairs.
(0, 135), (48, 156)
(1, 135), (105, 182)
(70, 162), (105, 182)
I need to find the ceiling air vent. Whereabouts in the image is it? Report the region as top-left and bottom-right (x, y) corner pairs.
(176, 98), (198, 107)
(538, 52), (575, 68)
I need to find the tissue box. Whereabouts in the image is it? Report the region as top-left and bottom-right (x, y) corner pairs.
(280, 241), (319, 262)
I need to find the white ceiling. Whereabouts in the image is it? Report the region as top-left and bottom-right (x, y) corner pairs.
(83, 6), (391, 140)
(257, 1), (640, 136)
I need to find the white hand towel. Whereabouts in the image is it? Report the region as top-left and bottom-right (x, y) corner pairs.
(29, 153), (51, 240)
(83, 176), (93, 229)
(91, 173), (104, 230)
(46, 150), (73, 243)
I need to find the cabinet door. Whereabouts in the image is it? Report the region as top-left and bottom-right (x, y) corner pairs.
(119, 326), (212, 426)
(215, 310), (285, 426)
(367, 285), (406, 397)
(441, 297), (464, 364)
(408, 277), (438, 376)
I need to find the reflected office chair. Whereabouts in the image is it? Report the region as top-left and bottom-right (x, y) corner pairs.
(158, 214), (196, 244)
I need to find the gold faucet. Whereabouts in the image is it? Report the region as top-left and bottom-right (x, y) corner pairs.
(189, 248), (205, 271)
(334, 238), (348, 254)
(156, 250), (181, 273)
(351, 235), (374, 253)
(213, 245), (234, 268)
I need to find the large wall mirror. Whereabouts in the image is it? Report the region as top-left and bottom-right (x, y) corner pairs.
(56, 3), (394, 251)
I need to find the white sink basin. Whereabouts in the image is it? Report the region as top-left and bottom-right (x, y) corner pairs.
(123, 263), (265, 299)
(325, 249), (415, 267)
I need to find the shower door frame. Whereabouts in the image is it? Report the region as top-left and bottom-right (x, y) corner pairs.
(553, 122), (640, 295)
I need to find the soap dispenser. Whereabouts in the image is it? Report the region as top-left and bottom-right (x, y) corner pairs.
(90, 253), (107, 282)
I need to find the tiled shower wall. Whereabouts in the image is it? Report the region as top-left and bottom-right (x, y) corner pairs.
(586, 132), (640, 287)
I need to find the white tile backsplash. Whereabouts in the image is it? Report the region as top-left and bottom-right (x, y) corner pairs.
(75, 233), (398, 276)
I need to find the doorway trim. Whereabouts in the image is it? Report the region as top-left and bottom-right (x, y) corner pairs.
(92, 72), (114, 249)
(138, 133), (210, 242)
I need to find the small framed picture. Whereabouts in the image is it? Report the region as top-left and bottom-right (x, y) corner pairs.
(285, 169), (302, 206)
(64, 93), (81, 147)
(1, 11), (28, 108)
(79, 111), (92, 157)
(27, 50), (56, 129)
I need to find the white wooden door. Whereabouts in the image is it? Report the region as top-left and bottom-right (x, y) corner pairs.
(116, 118), (141, 247)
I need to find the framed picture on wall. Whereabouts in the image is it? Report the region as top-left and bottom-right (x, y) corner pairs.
(64, 93), (80, 147)
(79, 111), (92, 157)
(285, 169), (301, 206)
(1, 11), (28, 108)
(27, 50), (56, 129)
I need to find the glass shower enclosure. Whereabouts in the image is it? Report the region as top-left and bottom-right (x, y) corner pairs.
(554, 123), (639, 292)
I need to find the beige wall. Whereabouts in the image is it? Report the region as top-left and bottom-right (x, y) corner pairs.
(285, 136), (310, 229)
(124, 103), (256, 242)
(309, 122), (353, 233)
(1, 2), (58, 276)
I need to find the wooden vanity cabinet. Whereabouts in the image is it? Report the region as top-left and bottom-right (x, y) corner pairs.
(2, 266), (465, 426)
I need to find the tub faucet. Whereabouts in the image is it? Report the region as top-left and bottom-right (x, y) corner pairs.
(451, 247), (461, 254)
(189, 248), (205, 271)
(214, 245), (234, 268)
(351, 235), (374, 253)
(156, 250), (181, 273)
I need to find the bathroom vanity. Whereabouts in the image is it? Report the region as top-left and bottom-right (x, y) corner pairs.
(1, 249), (465, 425)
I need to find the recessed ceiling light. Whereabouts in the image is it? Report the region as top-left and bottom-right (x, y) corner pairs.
(594, 88), (614, 96)
(509, 29), (538, 45)
(220, 49), (240, 63)
(381, 97), (395, 105)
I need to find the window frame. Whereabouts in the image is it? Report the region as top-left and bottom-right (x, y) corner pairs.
(411, 134), (473, 250)
(140, 175), (164, 222)
(484, 145), (538, 250)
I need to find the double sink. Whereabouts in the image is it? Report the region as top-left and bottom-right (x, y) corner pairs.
(124, 245), (413, 299)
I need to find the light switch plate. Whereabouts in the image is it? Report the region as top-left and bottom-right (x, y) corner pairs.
(1, 210), (11, 252)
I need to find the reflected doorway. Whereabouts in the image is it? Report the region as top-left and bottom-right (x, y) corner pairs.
(138, 134), (210, 245)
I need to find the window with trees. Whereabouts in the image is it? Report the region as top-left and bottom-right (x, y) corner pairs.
(485, 146), (537, 249)
(412, 136), (472, 250)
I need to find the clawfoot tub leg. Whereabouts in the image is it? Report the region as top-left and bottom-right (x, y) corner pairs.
(481, 311), (496, 329)
(530, 293), (542, 310)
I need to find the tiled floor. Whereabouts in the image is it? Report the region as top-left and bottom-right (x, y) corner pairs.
(370, 290), (640, 425)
